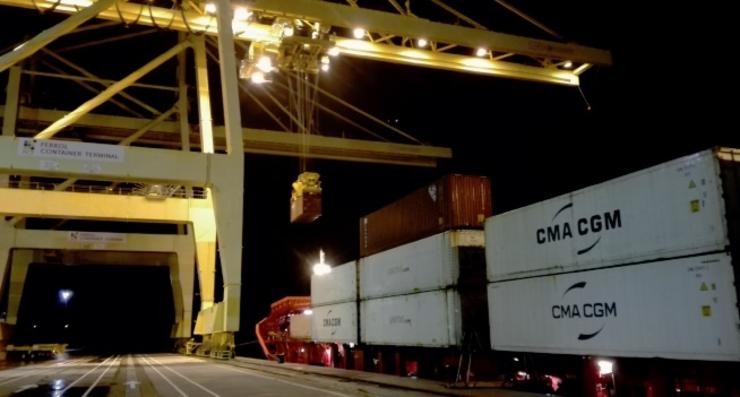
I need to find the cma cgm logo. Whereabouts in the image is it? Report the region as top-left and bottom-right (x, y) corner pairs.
(552, 281), (618, 340)
(536, 203), (622, 255)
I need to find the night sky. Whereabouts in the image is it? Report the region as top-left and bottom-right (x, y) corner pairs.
(0, 1), (736, 354)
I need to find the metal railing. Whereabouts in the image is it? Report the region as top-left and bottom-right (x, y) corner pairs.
(5, 180), (208, 199)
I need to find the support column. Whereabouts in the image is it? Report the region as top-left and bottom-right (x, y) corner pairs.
(177, 32), (191, 153)
(170, 244), (195, 339)
(6, 250), (32, 325)
(190, 195), (216, 313)
(1, 66), (21, 187)
(193, 36), (214, 154)
(213, 0), (245, 334)
(0, 223), (14, 351)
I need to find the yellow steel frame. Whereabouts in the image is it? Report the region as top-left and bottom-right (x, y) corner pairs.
(0, 0), (610, 85)
(0, 227), (196, 339)
(0, 0), (610, 351)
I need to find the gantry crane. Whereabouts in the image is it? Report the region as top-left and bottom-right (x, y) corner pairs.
(0, 0), (610, 357)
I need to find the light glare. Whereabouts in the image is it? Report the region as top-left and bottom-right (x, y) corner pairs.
(256, 56), (273, 73)
(250, 71), (268, 84)
(234, 7), (252, 21)
(353, 28), (366, 39)
(597, 360), (614, 376)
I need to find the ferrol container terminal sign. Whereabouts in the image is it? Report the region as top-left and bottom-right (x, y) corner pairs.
(68, 231), (127, 244)
(18, 138), (124, 162)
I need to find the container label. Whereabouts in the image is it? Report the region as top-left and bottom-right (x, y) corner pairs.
(535, 205), (622, 255)
(550, 281), (618, 340)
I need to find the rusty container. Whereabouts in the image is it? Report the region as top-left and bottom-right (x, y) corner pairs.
(359, 174), (491, 257)
(291, 192), (322, 223)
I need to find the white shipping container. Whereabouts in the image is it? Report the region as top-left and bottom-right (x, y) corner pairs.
(311, 261), (357, 306)
(361, 290), (462, 347)
(289, 314), (312, 340)
(487, 149), (730, 281)
(311, 302), (358, 344)
(488, 253), (740, 361)
(360, 231), (473, 299)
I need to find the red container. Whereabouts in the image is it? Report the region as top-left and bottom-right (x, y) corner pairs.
(359, 174), (492, 257)
(291, 192), (322, 223)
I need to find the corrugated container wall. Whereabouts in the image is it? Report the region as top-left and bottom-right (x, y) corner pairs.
(360, 231), (461, 299)
(361, 290), (462, 347)
(360, 175), (491, 257)
(486, 149), (732, 281)
(488, 252), (740, 361)
(311, 302), (358, 344)
(311, 261), (357, 306)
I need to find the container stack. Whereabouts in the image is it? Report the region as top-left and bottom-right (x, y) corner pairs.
(310, 261), (359, 345)
(359, 231), (486, 347)
(486, 148), (740, 361)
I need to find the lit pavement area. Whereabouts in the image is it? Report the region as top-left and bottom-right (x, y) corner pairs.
(0, 354), (547, 396)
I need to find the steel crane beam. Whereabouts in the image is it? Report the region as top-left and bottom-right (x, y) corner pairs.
(0, 0), (609, 85)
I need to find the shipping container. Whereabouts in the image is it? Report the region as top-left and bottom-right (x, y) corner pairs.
(291, 192), (322, 223)
(311, 302), (358, 344)
(360, 231), (484, 299)
(361, 290), (462, 347)
(488, 252), (740, 361)
(289, 314), (313, 340)
(487, 148), (740, 281)
(311, 261), (357, 306)
(360, 174), (492, 257)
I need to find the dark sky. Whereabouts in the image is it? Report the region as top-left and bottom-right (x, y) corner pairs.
(1, 1), (736, 352)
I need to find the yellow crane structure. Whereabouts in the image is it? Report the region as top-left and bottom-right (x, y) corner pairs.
(0, 0), (610, 357)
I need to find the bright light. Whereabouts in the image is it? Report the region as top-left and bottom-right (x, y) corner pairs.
(328, 47), (340, 57)
(303, 309), (313, 315)
(563, 60), (573, 69)
(256, 56), (273, 73)
(250, 71), (268, 84)
(349, 342), (355, 348)
(513, 357), (519, 362)
(313, 260), (331, 272)
(59, 289), (73, 303)
(320, 55), (330, 65)
(417, 38), (428, 48)
(353, 27), (366, 39)
(320, 63), (330, 72)
(204, 2), (216, 14)
(476, 47), (488, 57)
(283, 25), (294, 37)
(52, 379), (65, 391)
(312, 249), (332, 275)
(33, 324), (37, 329)
(64, 324), (69, 329)
(300, 348), (305, 353)
(234, 7), (252, 21)
(597, 360), (614, 376)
